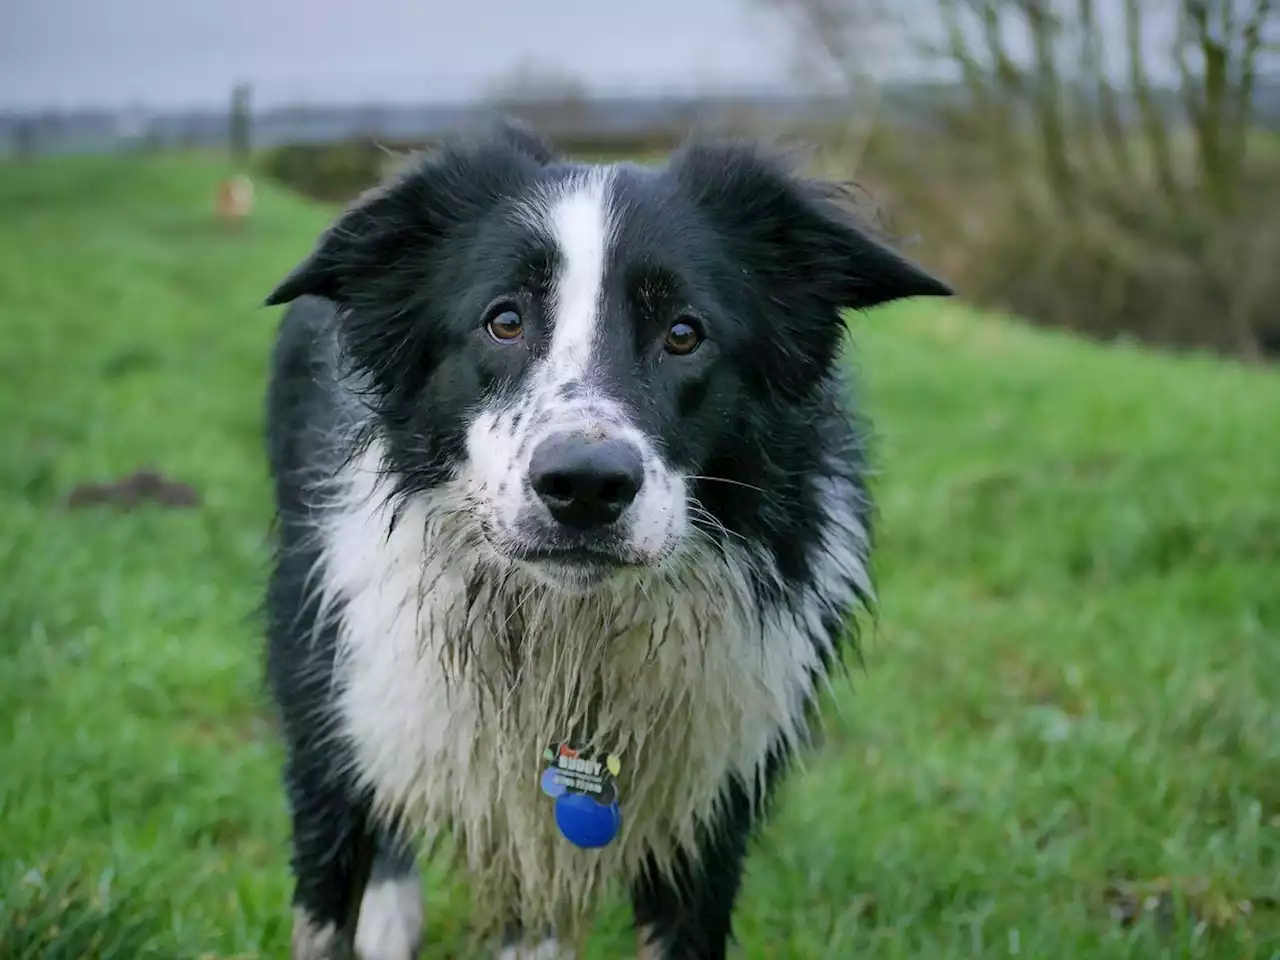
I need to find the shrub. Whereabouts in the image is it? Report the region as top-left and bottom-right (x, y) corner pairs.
(258, 139), (414, 203)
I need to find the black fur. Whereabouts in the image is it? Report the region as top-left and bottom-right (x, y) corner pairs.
(263, 121), (950, 958)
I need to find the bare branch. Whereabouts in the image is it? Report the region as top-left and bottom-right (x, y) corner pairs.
(1020, 0), (1075, 204)
(1227, 0), (1275, 181)
(752, 0), (904, 177)
(1125, 0), (1181, 201)
(1079, 0), (1137, 181)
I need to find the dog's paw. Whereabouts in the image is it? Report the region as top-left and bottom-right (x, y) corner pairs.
(292, 907), (354, 960)
(354, 874), (425, 960)
(495, 939), (573, 960)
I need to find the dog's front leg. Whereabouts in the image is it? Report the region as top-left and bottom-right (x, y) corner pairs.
(629, 759), (784, 960)
(354, 839), (425, 960)
(285, 754), (378, 960)
(629, 835), (747, 960)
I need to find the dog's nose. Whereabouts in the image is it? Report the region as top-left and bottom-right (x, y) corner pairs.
(529, 433), (645, 529)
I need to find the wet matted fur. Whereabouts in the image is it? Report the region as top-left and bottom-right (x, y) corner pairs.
(262, 121), (950, 959)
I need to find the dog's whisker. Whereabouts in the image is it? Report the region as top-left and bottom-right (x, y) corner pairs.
(689, 508), (746, 543)
(681, 474), (768, 494)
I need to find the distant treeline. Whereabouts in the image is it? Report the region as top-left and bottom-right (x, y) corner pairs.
(0, 92), (853, 159)
(7, 78), (1279, 159)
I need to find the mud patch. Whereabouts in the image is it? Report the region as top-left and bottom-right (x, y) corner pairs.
(64, 468), (200, 510)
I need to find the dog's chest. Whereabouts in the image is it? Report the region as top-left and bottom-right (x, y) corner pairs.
(336, 583), (789, 836)
(317, 483), (826, 921)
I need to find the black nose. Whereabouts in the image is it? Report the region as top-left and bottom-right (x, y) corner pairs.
(529, 433), (645, 529)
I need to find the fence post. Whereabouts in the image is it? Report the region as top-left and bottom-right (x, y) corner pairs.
(230, 81), (253, 165)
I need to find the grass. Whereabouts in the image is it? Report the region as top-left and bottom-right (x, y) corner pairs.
(1, 153), (1277, 959)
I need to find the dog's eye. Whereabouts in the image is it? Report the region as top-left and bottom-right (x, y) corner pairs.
(664, 318), (702, 356)
(486, 306), (524, 343)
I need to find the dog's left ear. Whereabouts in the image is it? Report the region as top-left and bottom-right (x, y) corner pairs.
(670, 141), (952, 310)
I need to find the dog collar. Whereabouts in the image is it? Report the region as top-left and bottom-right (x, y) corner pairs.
(540, 742), (622, 849)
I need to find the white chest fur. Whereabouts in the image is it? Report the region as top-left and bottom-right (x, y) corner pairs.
(311, 442), (867, 934)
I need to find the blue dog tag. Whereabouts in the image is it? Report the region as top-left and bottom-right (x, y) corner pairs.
(554, 792), (622, 849)
(541, 742), (623, 849)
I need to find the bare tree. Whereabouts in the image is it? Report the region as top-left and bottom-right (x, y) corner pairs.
(753, 0), (920, 177)
(763, 0), (1280, 357)
(1175, 0), (1276, 213)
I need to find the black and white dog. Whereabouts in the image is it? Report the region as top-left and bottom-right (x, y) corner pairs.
(262, 122), (949, 960)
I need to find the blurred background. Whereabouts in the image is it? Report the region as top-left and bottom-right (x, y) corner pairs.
(6, 0), (1279, 355)
(1, 2), (1277, 958)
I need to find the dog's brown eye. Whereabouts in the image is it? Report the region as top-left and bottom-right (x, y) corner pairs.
(664, 319), (702, 356)
(486, 308), (524, 343)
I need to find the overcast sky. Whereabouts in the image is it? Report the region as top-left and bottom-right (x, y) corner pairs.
(0, 0), (1186, 112)
(0, 0), (818, 110)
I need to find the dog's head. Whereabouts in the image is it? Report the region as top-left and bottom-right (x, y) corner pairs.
(267, 123), (950, 590)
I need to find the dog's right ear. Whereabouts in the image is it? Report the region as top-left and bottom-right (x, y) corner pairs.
(264, 120), (556, 308)
(262, 177), (425, 308)
(263, 233), (347, 307)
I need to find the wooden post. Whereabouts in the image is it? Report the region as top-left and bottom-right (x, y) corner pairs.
(229, 81), (252, 165)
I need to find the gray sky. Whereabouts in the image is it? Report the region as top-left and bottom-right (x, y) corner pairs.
(0, 0), (809, 110)
(0, 0), (1188, 112)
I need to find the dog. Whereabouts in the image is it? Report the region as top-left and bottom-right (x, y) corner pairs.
(262, 121), (950, 960)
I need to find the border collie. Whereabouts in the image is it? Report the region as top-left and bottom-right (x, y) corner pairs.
(262, 121), (950, 960)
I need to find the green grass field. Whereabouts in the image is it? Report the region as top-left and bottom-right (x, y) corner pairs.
(1, 154), (1277, 959)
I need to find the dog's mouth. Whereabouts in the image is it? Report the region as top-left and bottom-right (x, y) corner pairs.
(500, 537), (650, 589)
(475, 515), (665, 588)
(513, 544), (643, 570)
